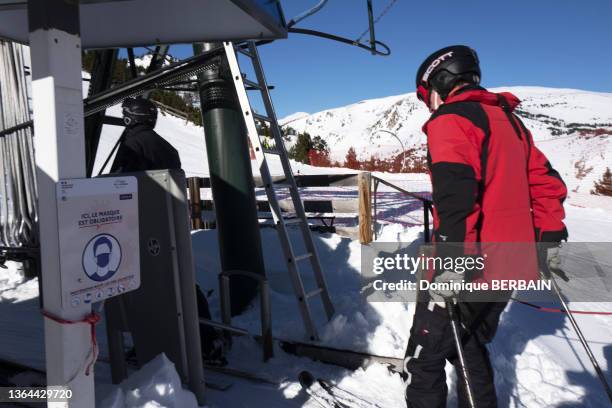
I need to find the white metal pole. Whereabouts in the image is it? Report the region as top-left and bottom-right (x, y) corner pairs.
(27, 1), (95, 406)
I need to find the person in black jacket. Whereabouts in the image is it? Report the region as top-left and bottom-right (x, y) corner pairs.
(112, 97), (225, 363)
(110, 98), (181, 173)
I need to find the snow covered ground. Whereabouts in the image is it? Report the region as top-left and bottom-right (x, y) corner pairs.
(1, 207), (611, 407)
(191, 202), (612, 408)
(1, 85), (611, 407)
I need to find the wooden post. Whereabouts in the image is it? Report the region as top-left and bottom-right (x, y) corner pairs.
(187, 177), (203, 230)
(373, 178), (379, 241)
(358, 172), (373, 244)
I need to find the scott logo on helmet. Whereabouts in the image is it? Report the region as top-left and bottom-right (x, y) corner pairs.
(422, 51), (454, 82)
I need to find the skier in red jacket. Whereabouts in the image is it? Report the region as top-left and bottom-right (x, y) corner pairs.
(404, 45), (568, 407)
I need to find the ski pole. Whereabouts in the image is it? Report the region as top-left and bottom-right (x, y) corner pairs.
(446, 300), (477, 408)
(545, 272), (612, 404)
(97, 133), (125, 176)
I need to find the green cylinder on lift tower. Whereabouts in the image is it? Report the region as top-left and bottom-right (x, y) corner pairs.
(193, 42), (266, 316)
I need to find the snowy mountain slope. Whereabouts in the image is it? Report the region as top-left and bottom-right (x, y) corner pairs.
(133, 53), (174, 69)
(280, 87), (612, 197)
(279, 111), (310, 126)
(91, 105), (352, 178)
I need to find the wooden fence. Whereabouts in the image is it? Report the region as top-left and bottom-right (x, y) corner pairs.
(186, 172), (433, 244)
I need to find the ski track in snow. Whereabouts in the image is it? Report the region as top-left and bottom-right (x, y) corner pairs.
(1, 85), (611, 407)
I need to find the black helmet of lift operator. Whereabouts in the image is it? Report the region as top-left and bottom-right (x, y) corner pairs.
(122, 97), (158, 127)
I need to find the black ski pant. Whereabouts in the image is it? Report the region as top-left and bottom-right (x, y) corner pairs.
(404, 301), (508, 408)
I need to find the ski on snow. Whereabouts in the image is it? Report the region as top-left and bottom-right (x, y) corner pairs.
(299, 370), (382, 408)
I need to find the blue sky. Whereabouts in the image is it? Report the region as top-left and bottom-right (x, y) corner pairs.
(161, 1), (612, 118)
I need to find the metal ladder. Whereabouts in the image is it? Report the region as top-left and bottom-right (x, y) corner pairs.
(223, 41), (334, 341)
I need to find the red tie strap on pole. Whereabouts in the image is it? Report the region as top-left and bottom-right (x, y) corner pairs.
(41, 310), (101, 376)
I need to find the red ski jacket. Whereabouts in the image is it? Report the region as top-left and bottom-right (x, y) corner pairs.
(424, 86), (568, 244)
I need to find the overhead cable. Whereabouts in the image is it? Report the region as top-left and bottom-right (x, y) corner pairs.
(287, 0), (329, 28)
(288, 27), (391, 56)
(355, 0), (399, 43)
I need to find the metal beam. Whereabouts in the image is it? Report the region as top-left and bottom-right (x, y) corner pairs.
(126, 47), (138, 79)
(102, 115), (125, 126)
(84, 49), (118, 177)
(83, 44), (225, 116)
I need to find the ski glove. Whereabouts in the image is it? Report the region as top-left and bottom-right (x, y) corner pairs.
(429, 270), (464, 302)
(538, 243), (569, 282)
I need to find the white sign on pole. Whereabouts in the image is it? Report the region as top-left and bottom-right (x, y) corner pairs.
(57, 176), (140, 309)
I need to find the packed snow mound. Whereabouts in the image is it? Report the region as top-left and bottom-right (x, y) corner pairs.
(281, 87), (612, 196)
(99, 353), (198, 408)
(0, 261), (38, 303)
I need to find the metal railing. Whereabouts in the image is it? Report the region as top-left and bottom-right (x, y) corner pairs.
(371, 175), (433, 242)
(187, 173), (434, 244)
(186, 174), (361, 230)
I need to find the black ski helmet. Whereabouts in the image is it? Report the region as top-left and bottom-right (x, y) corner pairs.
(122, 97), (158, 127)
(416, 45), (481, 104)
